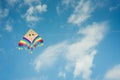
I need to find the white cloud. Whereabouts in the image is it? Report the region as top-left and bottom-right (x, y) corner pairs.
(62, 0), (77, 7)
(36, 4), (47, 13)
(73, 50), (96, 79)
(104, 64), (120, 80)
(34, 42), (67, 71)
(62, 0), (71, 5)
(6, 0), (18, 6)
(0, 8), (9, 19)
(68, 0), (94, 25)
(109, 3), (120, 11)
(58, 71), (66, 78)
(5, 24), (13, 32)
(24, 0), (40, 6)
(66, 22), (107, 79)
(26, 13), (39, 22)
(23, 4), (47, 22)
(33, 21), (108, 79)
(56, 6), (60, 15)
(56, 0), (77, 15)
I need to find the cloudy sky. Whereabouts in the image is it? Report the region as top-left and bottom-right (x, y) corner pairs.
(0, 0), (120, 80)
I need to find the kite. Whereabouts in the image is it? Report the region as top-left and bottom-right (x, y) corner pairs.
(18, 29), (44, 54)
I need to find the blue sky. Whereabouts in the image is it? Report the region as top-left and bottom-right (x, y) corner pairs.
(0, 0), (120, 80)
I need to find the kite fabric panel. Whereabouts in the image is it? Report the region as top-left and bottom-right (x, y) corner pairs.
(18, 29), (44, 54)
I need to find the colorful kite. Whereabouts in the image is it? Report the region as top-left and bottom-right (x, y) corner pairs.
(18, 29), (44, 54)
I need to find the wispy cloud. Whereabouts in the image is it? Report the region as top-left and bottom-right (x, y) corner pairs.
(56, 6), (61, 15)
(104, 64), (120, 80)
(62, 0), (78, 8)
(109, 3), (120, 11)
(5, 24), (13, 32)
(34, 42), (67, 71)
(56, 0), (77, 15)
(58, 71), (66, 78)
(0, 8), (9, 19)
(6, 0), (19, 6)
(68, 0), (94, 25)
(23, 4), (47, 25)
(33, 21), (108, 80)
(65, 22), (107, 79)
(62, 0), (71, 5)
(23, 0), (40, 6)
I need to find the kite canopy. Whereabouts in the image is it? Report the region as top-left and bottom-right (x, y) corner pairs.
(18, 29), (44, 54)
